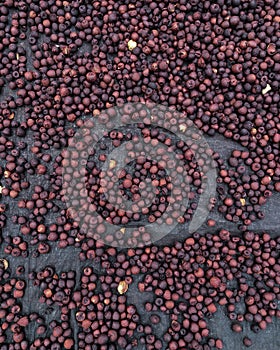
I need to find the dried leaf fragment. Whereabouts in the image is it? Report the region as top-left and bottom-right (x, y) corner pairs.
(179, 124), (187, 132)
(118, 280), (128, 294)
(0, 258), (9, 270)
(62, 46), (70, 55)
(128, 40), (137, 51)
(109, 160), (116, 169)
(240, 198), (246, 206)
(262, 84), (271, 95)
(120, 227), (126, 234)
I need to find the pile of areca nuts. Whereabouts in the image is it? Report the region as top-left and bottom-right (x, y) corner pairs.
(0, 0), (280, 349)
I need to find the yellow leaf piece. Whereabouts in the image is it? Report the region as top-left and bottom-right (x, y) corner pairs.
(179, 124), (187, 132)
(0, 258), (9, 270)
(262, 84), (271, 95)
(62, 46), (70, 55)
(240, 198), (246, 206)
(109, 160), (116, 169)
(117, 280), (128, 294)
(128, 40), (137, 51)
(120, 227), (126, 234)
(4, 171), (10, 178)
